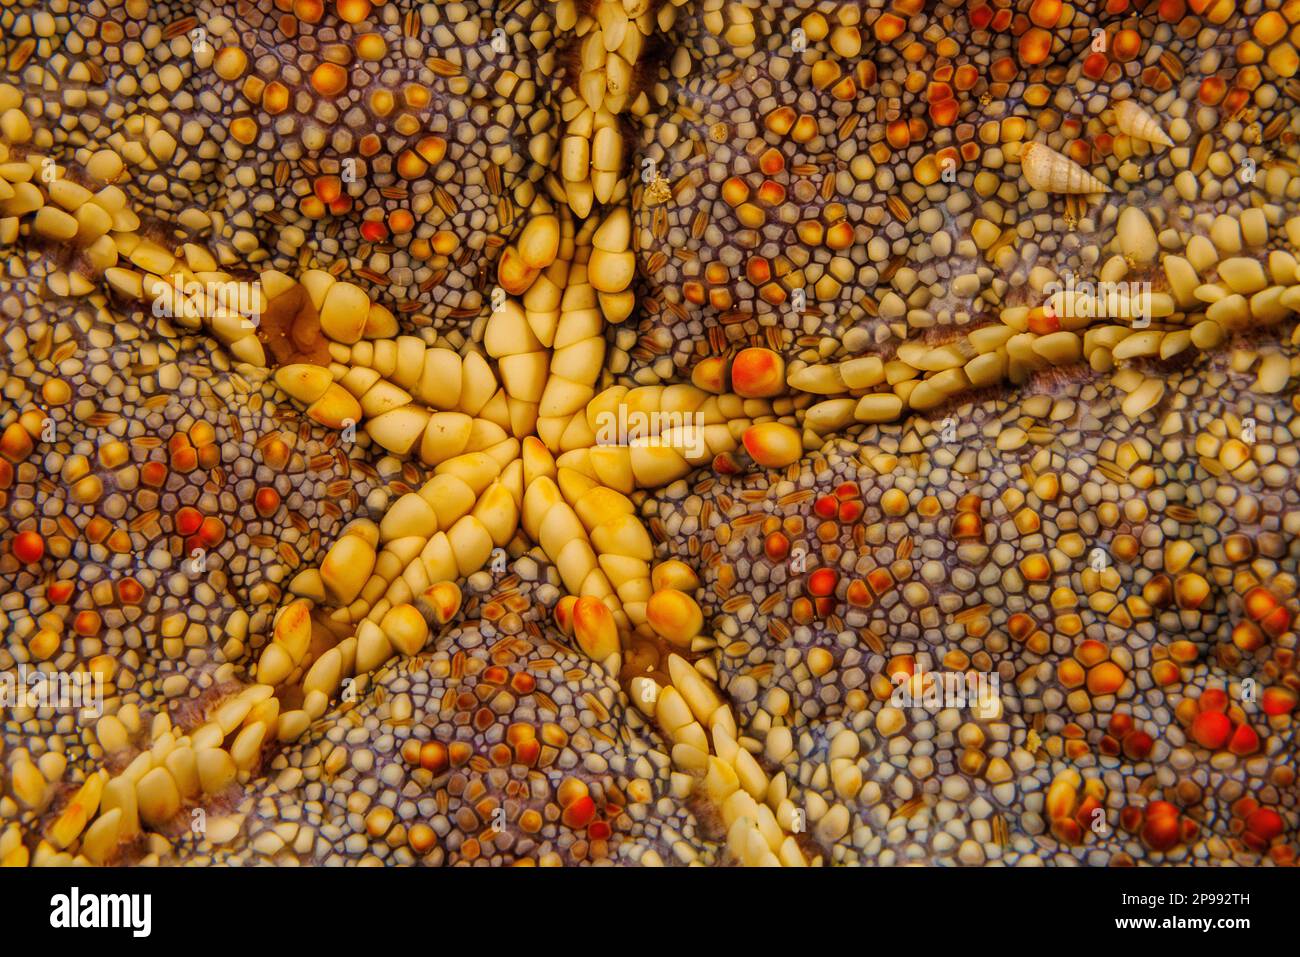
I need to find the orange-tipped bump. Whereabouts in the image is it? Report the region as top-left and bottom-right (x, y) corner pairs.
(422, 581), (463, 625)
(646, 588), (704, 648)
(730, 347), (786, 398)
(572, 596), (620, 661)
(742, 422), (802, 468)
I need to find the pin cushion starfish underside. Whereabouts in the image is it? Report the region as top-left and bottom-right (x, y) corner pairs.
(2, 0), (1300, 868)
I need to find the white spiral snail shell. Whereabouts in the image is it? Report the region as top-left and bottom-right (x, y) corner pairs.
(1020, 141), (1111, 194)
(1113, 98), (1174, 148)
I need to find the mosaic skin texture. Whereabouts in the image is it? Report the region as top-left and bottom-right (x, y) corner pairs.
(1, 0), (1300, 868)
